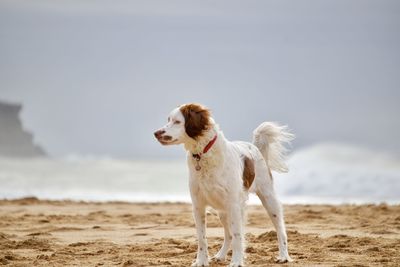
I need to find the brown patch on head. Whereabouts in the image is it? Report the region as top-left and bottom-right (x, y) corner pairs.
(243, 156), (255, 190)
(179, 103), (211, 139)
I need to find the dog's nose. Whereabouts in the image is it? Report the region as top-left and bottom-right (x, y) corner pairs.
(154, 130), (165, 138)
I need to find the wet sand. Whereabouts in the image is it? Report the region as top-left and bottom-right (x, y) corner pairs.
(0, 198), (399, 266)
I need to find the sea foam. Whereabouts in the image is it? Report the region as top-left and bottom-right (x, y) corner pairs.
(0, 143), (399, 204)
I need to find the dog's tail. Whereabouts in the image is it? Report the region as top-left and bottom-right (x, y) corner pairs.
(252, 122), (294, 173)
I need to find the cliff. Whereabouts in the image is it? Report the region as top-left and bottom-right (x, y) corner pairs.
(0, 101), (46, 157)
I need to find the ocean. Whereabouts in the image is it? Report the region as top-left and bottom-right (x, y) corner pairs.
(1, 143), (399, 204)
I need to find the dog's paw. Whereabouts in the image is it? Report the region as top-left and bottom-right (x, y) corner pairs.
(275, 255), (293, 263)
(191, 260), (209, 267)
(228, 262), (244, 267)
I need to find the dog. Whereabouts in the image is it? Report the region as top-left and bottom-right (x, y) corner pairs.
(154, 103), (293, 267)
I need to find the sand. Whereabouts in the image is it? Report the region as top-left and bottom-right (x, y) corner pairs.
(0, 198), (399, 266)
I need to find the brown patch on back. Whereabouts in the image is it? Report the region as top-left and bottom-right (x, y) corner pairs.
(179, 103), (211, 139)
(243, 156), (255, 190)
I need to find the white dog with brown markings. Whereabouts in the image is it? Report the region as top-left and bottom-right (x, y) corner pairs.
(154, 103), (293, 267)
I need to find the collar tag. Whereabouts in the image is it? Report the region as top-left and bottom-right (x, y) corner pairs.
(191, 134), (218, 171)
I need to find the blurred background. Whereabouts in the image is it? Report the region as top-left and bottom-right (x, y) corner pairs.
(1, 0), (399, 204)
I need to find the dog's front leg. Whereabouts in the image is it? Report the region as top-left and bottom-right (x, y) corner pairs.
(191, 202), (209, 267)
(228, 204), (244, 267)
(211, 211), (231, 261)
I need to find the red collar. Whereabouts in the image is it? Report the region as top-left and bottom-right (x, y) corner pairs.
(192, 134), (218, 161)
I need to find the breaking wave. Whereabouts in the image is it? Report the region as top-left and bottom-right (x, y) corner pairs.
(0, 143), (399, 204)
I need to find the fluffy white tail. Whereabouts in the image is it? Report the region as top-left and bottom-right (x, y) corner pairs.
(253, 122), (294, 173)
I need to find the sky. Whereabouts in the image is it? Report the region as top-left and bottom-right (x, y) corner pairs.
(0, 0), (399, 158)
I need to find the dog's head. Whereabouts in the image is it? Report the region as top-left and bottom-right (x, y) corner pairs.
(154, 103), (211, 145)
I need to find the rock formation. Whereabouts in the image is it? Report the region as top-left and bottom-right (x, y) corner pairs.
(0, 100), (46, 157)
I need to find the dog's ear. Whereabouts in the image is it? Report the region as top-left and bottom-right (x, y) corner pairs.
(180, 103), (211, 139)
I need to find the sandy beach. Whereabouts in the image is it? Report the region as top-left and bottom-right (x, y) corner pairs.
(0, 198), (399, 266)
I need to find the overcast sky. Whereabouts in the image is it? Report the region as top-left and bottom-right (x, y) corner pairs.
(0, 0), (399, 158)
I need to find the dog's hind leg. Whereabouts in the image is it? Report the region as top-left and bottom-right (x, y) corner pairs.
(211, 211), (232, 262)
(256, 184), (292, 263)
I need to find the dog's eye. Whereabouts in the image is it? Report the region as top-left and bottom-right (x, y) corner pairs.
(174, 120), (181, 124)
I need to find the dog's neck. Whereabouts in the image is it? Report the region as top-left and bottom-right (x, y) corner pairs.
(184, 123), (220, 156)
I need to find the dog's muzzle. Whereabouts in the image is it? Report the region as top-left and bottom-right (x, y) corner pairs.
(154, 130), (165, 139)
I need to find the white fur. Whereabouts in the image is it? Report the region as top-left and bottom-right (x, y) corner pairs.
(155, 106), (293, 266)
(253, 122), (294, 173)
